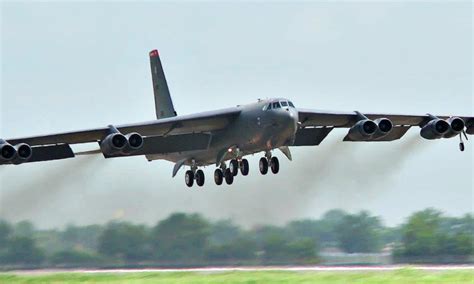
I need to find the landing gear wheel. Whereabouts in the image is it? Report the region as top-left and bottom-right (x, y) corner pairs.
(195, 170), (205, 187)
(185, 170), (194, 187)
(224, 168), (234, 185)
(229, 159), (239, 176)
(460, 142), (465, 152)
(259, 157), (269, 175)
(214, 169), (224, 185)
(240, 159), (249, 176)
(270, 156), (279, 174)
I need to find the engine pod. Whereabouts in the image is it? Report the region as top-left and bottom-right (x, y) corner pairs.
(0, 142), (16, 162)
(100, 133), (128, 155)
(346, 119), (378, 141)
(420, 119), (450, 140)
(444, 117), (465, 138)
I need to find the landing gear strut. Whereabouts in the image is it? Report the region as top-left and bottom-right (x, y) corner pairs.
(459, 132), (468, 152)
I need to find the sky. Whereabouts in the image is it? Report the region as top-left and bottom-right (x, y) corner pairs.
(0, 1), (472, 229)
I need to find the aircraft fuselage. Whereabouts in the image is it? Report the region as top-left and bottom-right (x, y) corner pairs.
(147, 98), (298, 167)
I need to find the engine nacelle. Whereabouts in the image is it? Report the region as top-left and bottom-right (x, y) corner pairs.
(100, 133), (128, 155)
(0, 141), (16, 162)
(420, 119), (450, 140)
(443, 117), (465, 138)
(126, 133), (144, 150)
(347, 119), (378, 140)
(374, 118), (393, 137)
(13, 143), (33, 163)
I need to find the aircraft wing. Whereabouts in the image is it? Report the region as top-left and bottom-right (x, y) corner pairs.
(2, 108), (241, 164)
(295, 109), (474, 144)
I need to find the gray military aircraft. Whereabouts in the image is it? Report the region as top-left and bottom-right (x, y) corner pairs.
(1, 49), (473, 187)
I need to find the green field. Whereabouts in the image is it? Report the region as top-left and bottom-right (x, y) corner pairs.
(1, 269), (473, 284)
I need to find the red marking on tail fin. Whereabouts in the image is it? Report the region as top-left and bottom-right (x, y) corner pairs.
(149, 49), (159, 57)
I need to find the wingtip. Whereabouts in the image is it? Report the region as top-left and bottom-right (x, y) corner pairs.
(149, 49), (159, 57)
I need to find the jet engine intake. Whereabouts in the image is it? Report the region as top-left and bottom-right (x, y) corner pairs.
(0, 141), (16, 162)
(126, 133), (144, 150)
(15, 143), (33, 161)
(347, 119), (378, 140)
(100, 133), (128, 155)
(444, 117), (465, 138)
(374, 118), (393, 136)
(420, 119), (450, 140)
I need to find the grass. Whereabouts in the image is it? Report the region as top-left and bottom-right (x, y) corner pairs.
(0, 269), (473, 283)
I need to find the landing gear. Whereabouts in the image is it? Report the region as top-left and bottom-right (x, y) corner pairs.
(185, 170), (194, 187)
(240, 159), (249, 176)
(229, 159), (239, 176)
(224, 168), (234, 185)
(270, 156), (279, 174)
(195, 169), (205, 187)
(259, 157), (269, 175)
(214, 168), (223, 185)
(459, 132), (468, 152)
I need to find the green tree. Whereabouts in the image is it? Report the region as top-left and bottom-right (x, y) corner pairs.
(151, 213), (210, 263)
(317, 209), (347, 246)
(401, 208), (443, 256)
(336, 211), (382, 253)
(0, 220), (12, 249)
(1, 236), (45, 265)
(98, 222), (150, 262)
(13, 220), (35, 237)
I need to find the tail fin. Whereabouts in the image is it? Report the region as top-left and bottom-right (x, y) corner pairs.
(149, 49), (177, 119)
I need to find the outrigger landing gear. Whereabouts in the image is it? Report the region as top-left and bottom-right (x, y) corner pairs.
(459, 132), (468, 152)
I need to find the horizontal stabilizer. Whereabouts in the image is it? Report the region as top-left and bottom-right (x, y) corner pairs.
(293, 127), (333, 146)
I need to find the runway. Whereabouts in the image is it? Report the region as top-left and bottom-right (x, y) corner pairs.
(8, 265), (474, 275)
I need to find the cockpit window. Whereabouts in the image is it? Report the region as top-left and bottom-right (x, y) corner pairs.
(281, 101), (288, 107)
(288, 101), (295, 108)
(272, 102), (281, 109)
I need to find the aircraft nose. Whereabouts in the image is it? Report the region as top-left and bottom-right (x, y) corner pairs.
(280, 107), (298, 134)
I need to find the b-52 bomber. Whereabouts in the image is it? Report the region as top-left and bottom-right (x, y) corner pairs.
(1, 50), (473, 187)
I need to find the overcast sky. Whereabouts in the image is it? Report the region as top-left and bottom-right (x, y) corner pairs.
(0, 1), (472, 229)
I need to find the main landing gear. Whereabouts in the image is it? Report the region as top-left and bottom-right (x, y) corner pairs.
(185, 169), (205, 187)
(184, 153), (280, 187)
(259, 153), (279, 175)
(213, 158), (249, 186)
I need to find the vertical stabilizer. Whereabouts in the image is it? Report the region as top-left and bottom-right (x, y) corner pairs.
(149, 50), (177, 119)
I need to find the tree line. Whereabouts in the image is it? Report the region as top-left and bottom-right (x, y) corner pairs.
(0, 208), (472, 268)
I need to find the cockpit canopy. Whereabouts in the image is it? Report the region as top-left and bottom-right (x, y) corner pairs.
(263, 100), (295, 111)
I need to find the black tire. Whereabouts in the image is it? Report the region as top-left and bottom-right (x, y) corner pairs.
(229, 159), (239, 176)
(195, 170), (205, 187)
(185, 170), (194, 187)
(460, 142), (465, 152)
(240, 159), (249, 176)
(214, 169), (223, 185)
(259, 157), (268, 175)
(270, 157), (279, 174)
(224, 168), (234, 185)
